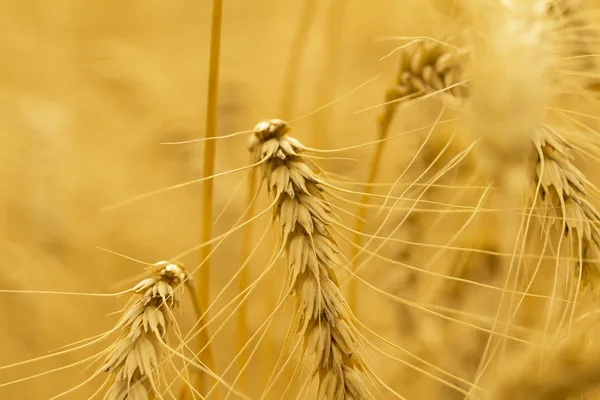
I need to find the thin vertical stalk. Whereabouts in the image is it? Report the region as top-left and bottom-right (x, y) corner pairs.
(280, 0), (318, 119)
(311, 0), (348, 148)
(199, 0), (223, 308)
(191, 0), (223, 396)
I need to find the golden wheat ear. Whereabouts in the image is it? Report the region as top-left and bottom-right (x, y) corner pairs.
(249, 119), (372, 399)
(95, 261), (190, 399)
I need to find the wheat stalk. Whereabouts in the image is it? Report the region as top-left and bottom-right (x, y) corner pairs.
(192, 0), (223, 395)
(280, 0), (318, 120)
(311, 0), (348, 149)
(99, 261), (188, 400)
(249, 119), (370, 399)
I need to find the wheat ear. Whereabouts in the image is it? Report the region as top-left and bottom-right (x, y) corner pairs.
(99, 261), (188, 399)
(249, 119), (370, 399)
(381, 39), (466, 104)
(534, 126), (600, 287)
(348, 38), (466, 307)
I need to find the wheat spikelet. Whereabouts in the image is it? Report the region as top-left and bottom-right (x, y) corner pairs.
(99, 261), (187, 399)
(534, 126), (600, 287)
(249, 119), (369, 399)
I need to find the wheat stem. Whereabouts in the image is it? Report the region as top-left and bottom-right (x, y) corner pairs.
(192, 0), (223, 396)
(311, 0), (348, 148)
(280, 0), (318, 119)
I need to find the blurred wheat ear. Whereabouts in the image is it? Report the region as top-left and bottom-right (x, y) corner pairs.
(348, 37), (467, 308)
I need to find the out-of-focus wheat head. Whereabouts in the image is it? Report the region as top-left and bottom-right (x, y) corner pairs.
(469, 0), (555, 191)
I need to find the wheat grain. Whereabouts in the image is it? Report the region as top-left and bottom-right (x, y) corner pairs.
(249, 119), (370, 399)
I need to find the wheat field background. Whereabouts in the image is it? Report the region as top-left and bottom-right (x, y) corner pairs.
(2, 0), (600, 399)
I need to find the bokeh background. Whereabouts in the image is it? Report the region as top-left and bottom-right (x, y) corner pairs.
(2, 1), (600, 399)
